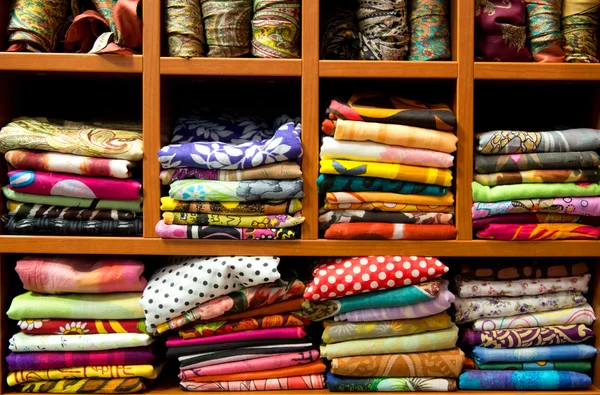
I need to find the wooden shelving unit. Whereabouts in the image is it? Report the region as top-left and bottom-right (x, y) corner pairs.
(2, 0), (600, 393)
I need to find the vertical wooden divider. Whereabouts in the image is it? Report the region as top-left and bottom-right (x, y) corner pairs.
(301, 0), (320, 240)
(455, 0), (474, 240)
(142, 0), (162, 238)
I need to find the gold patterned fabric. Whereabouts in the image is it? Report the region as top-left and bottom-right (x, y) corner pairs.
(201, 0), (252, 57)
(251, 0), (301, 58)
(166, 0), (206, 57)
(7, 0), (69, 52)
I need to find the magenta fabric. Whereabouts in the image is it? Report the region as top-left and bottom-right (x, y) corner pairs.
(179, 350), (320, 380)
(8, 170), (141, 200)
(166, 327), (306, 347)
(477, 223), (600, 240)
(472, 214), (600, 229)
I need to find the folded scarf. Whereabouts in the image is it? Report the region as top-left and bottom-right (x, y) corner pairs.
(7, 202), (138, 221)
(459, 258), (591, 281)
(180, 374), (326, 391)
(465, 357), (592, 372)
(209, 298), (303, 321)
(461, 325), (594, 348)
(477, 223), (600, 240)
(317, 174), (448, 196)
(305, 256), (447, 301)
(180, 353), (276, 370)
(165, 0), (205, 57)
(458, 370), (591, 390)
(335, 281), (455, 321)
(322, 119), (458, 153)
(9, 332), (154, 352)
(7, 292), (145, 320)
(180, 350), (320, 379)
(323, 312), (453, 343)
(169, 338), (313, 359)
(357, 0), (409, 60)
(326, 373), (456, 392)
(326, 191), (454, 205)
(455, 274), (591, 297)
(5, 150), (135, 179)
(162, 212), (304, 227)
(320, 210), (453, 230)
(472, 303), (596, 331)
(409, 0), (451, 60)
(155, 221), (300, 239)
(167, 327), (306, 347)
(320, 5), (359, 59)
(331, 348), (464, 378)
(19, 319), (147, 335)
(325, 223), (457, 240)
(16, 257), (146, 294)
(454, 291), (586, 324)
(471, 344), (598, 364)
(179, 343), (315, 367)
(4, 217), (142, 236)
(169, 179), (304, 201)
(155, 278), (305, 334)
(321, 325), (459, 359)
(562, 0), (600, 62)
(141, 256), (281, 330)
(0, 117), (143, 160)
(3, 186), (143, 213)
(473, 181), (600, 202)
(321, 159), (452, 187)
(326, 94), (456, 131)
(472, 213), (600, 229)
(251, 0), (301, 58)
(475, 169), (600, 186)
(201, 0), (252, 57)
(323, 202), (454, 213)
(158, 122), (301, 170)
(6, 347), (157, 371)
(8, 364), (161, 386)
(160, 162), (302, 184)
(303, 280), (440, 321)
(16, 378), (147, 393)
(8, 171), (141, 200)
(477, 129), (600, 154)
(160, 197), (302, 214)
(6, 0), (68, 52)
(472, 196), (600, 218)
(475, 151), (600, 173)
(185, 360), (325, 382)
(179, 312), (308, 339)
(320, 137), (454, 168)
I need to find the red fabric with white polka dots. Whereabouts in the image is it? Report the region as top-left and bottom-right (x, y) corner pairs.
(304, 256), (449, 301)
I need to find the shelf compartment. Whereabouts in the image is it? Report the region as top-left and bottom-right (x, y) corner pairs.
(320, 61), (458, 79)
(475, 63), (600, 81)
(160, 58), (302, 76)
(0, 53), (142, 73)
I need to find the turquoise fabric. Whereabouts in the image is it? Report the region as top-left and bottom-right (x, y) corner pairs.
(459, 370), (592, 390)
(317, 174), (447, 196)
(471, 344), (598, 364)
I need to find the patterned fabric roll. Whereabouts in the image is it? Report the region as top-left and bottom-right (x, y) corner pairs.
(201, 0), (252, 57)
(4, 217), (142, 236)
(321, 6), (360, 59)
(166, 0), (205, 57)
(17, 378), (147, 393)
(357, 0), (409, 60)
(461, 325), (595, 348)
(408, 0), (451, 60)
(525, 0), (565, 61)
(7, 202), (138, 221)
(562, 0), (600, 62)
(7, 0), (68, 52)
(251, 0), (300, 58)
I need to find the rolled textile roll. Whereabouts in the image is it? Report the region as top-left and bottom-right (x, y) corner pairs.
(251, 0), (300, 58)
(201, 0), (252, 57)
(324, 223), (457, 240)
(461, 325), (594, 348)
(319, 210), (453, 230)
(320, 6), (360, 59)
(317, 174), (448, 196)
(165, 0), (205, 57)
(408, 0), (451, 60)
(4, 217), (143, 236)
(525, 0), (565, 61)
(162, 211), (304, 227)
(6, 0), (68, 52)
(476, 223), (600, 240)
(474, 168), (600, 186)
(458, 370), (592, 390)
(357, 0), (409, 60)
(327, 372), (457, 392)
(475, 151), (600, 173)
(562, 0), (600, 62)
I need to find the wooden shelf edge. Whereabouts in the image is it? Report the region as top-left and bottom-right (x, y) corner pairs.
(4, 237), (600, 256)
(0, 53), (142, 73)
(319, 61), (458, 79)
(160, 57), (302, 76)
(475, 62), (600, 80)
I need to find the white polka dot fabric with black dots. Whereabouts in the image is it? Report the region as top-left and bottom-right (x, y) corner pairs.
(140, 256), (280, 331)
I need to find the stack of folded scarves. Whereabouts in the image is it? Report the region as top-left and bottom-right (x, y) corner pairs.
(302, 255), (463, 392)
(139, 256), (326, 391)
(454, 260), (597, 391)
(0, 117), (144, 236)
(319, 93), (458, 240)
(156, 114), (304, 240)
(473, 128), (600, 240)
(5, 256), (161, 393)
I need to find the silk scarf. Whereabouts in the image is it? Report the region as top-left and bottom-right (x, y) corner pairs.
(20, 319), (147, 335)
(201, 0), (252, 57)
(470, 344), (598, 364)
(458, 370), (591, 390)
(525, 0), (564, 61)
(323, 201), (454, 213)
(477, 129), (600, 154)
(4, 217), (142, 236)
(319, 210), (454, 230)
(325, 191), (454, 205)
(476, 223), (600, 240)
(455, 274), (591, 297)
(408, 0), (451, 60)
(251, 0), (301, 58)
(562, 0), (600, 62)
(475, 169), (600, 186)
(17, 378), (147, 393)
(155, 221), (300, 239)
(472, 196), (600, 219)
(461, 325), (594, 348)
(473, 181), (600, 202)
(9, 332), (154, 352)
(324, 223), (457, 240)
(326, 372), (456, 392)
(320, 5), (360, 59)
(167, 327), (306, 347)
(162, 212), (304, 227)
(317, 174), (448, 196)
(7, 0), (68, 52)
(472, 213), (600, 229)
(357, 0), (409, 60)
(160, 162), (302, 184)
(180, 374), (326, 391)
(7, 202), (138, 221)
(475, 151), (600, 173)
(169, 179), (304, 201)
(160, 197), (302, 214)
(165, 0), (205, 57)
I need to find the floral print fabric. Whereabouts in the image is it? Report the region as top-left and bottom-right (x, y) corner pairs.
(408, 0), (451, 60)
(169, 179), (304, 201)
(470, 344), (598, 364)
(461, 324), (594, 348)
(455, 274), (591, 297)
(326, 372), (457, 392)
(162, 212), (304, 228)
(20, 319), (146, 335)
(161, 197), (303, 215)
(251, 0), (301, 58)
(474, 169), (600, 186)
(8, 332), (154, 352)
(472, 196), (600, 218)
(7, 0), (68, 52)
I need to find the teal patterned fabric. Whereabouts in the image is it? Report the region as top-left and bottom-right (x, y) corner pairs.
(408, 0), (451, 60)
(317, 174), (447, 195)
(459, 370), (592, 390)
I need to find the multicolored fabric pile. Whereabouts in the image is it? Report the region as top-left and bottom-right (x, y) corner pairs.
(454, 260), (597, 390)
(319, 93), (457, 240)
(5, 256), (161, 393)
(0, 117), (143, 236)
(303, 255), (463, 392)
(156, 113), (303, 239)
(140, 256), (326, 391)
(472, 128), (600, 240)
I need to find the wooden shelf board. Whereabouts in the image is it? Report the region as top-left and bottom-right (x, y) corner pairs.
(319, 61), (458, 78)
(0, 53), (142, 73)
(4, 237), (600, 256)
(475, 63), (600, 80)
(160, 58), (302, 76)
